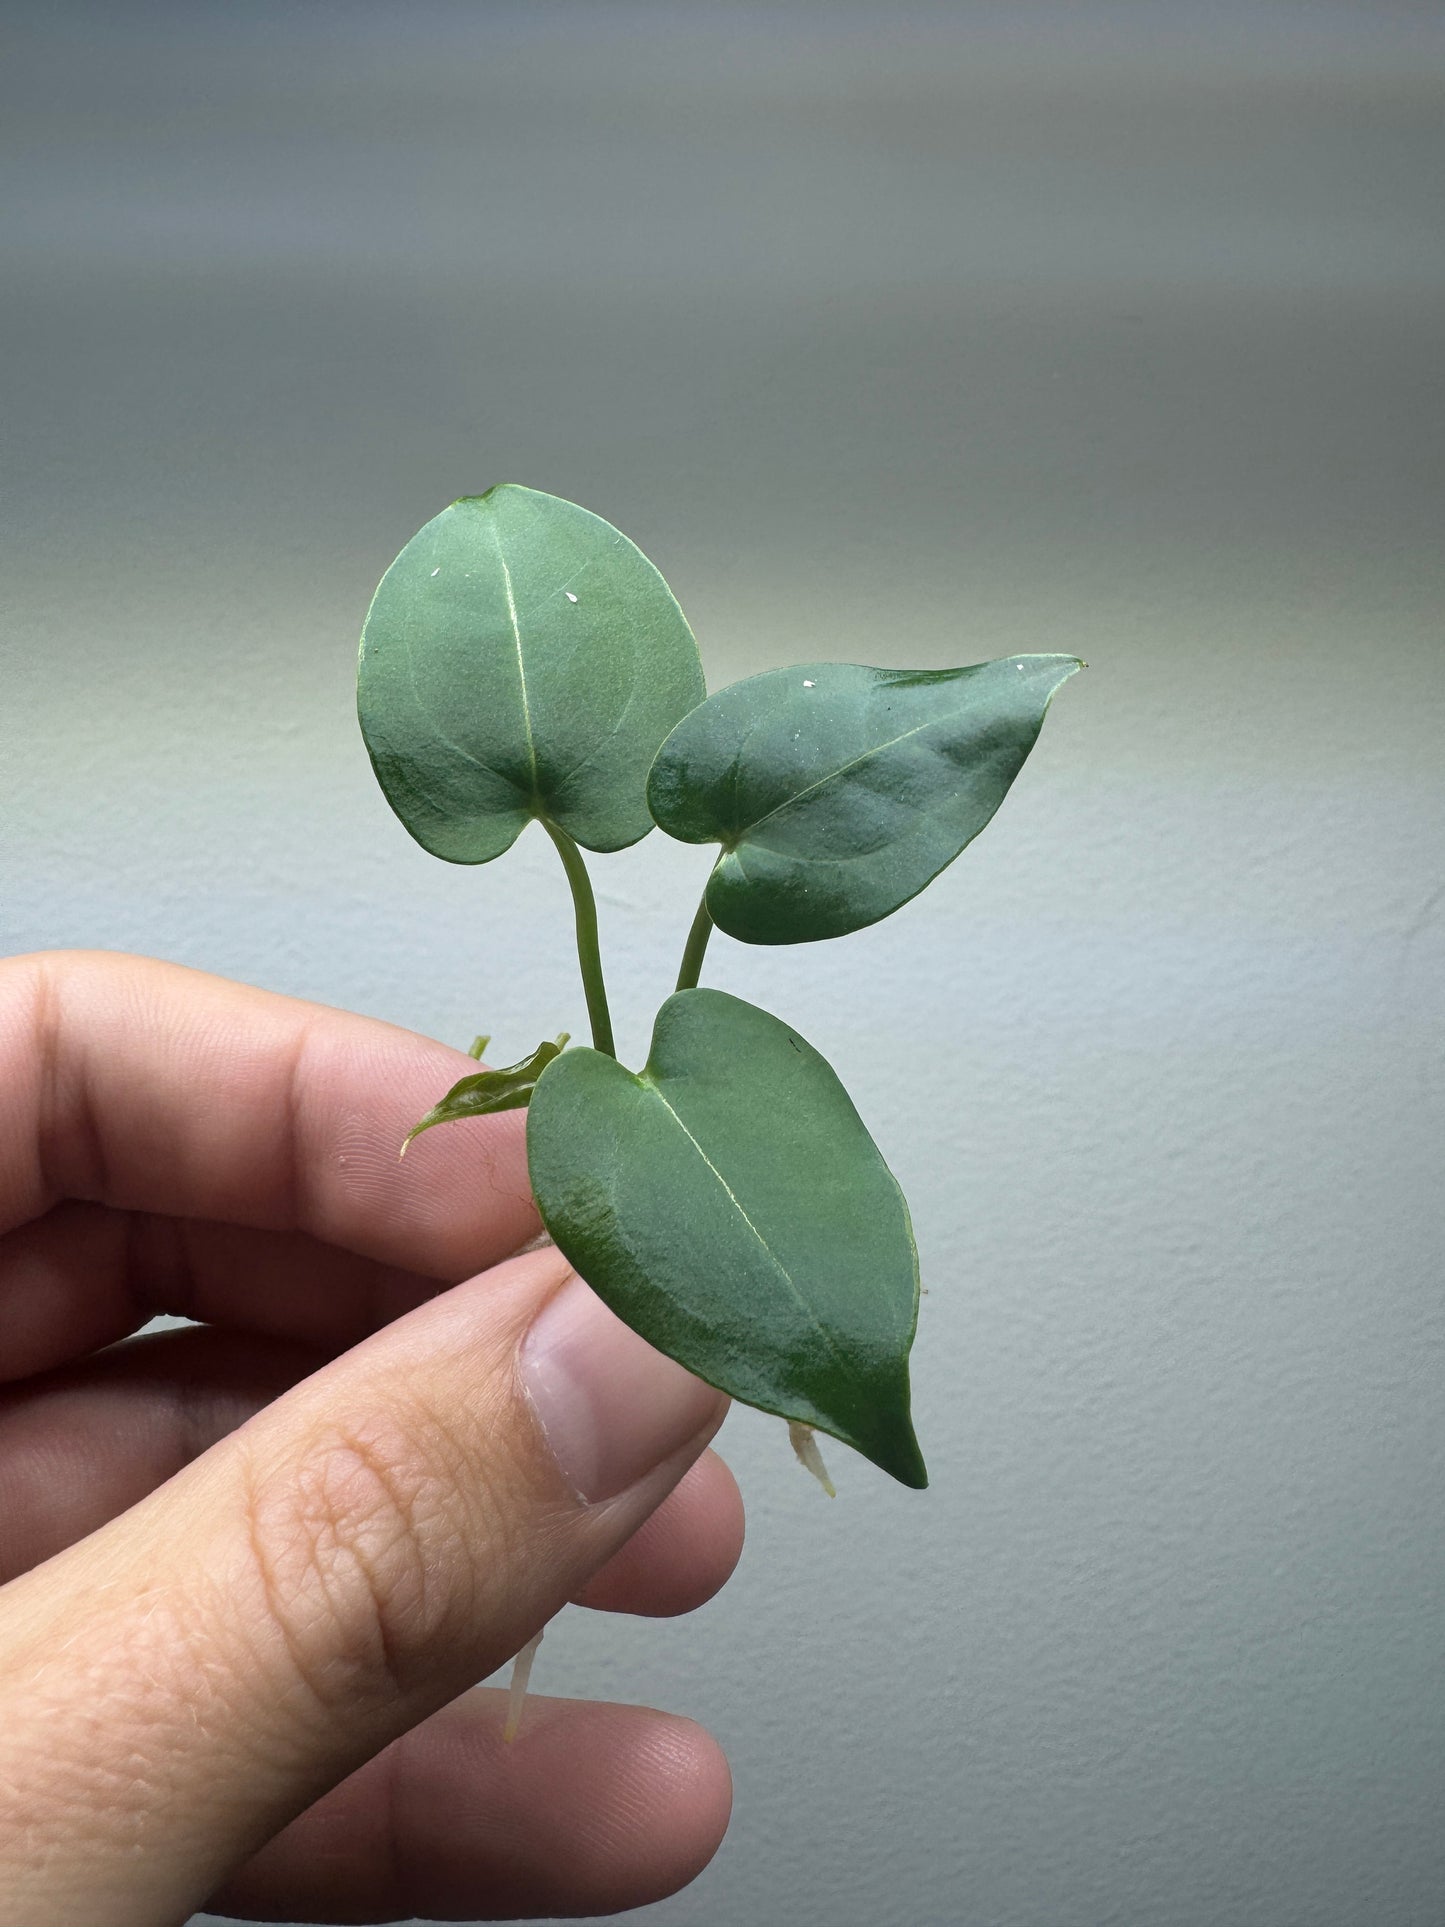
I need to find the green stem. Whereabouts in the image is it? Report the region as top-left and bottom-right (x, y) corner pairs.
(540, 819), (616, 1058)
(675, 892), (714, 993)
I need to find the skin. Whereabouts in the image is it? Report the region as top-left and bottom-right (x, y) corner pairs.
(0, 952), (744, 1926)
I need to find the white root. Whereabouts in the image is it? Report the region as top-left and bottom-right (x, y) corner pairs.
(788, 1420), (836, 1498)
(503, 1625), (545, 1743)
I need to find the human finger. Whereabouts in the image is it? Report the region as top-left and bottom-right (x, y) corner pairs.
(0, 1324), (317, 1580)
(0, 948), (540, 1278)
(205, 1690), (731, 1923)
(0, 1249), (729, 1925)
(571, 1448), (744, 1617)
(0, 1199), (468, 1382)
(0, 1325), (744, 1615)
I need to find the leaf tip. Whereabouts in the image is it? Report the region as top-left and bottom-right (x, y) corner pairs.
(869, 1408), (929, 1490)
(894, 1443), (930, 1492)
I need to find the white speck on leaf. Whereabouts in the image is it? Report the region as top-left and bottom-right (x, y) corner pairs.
(803, 679), (815, 687)
(431, 568), (441, 577)
(565, 591), (578, 603)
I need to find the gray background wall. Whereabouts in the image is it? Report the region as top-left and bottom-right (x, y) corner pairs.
(4, 3), (1443, 1923)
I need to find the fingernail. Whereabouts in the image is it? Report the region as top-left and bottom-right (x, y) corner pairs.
(520, 1275), (725, 1503)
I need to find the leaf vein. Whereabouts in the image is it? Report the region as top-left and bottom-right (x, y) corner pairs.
(739, 706), (963, 839)
(492, 521), (540, 804)
(642, 1082), (857, 1386)
(394, 627), (532, 803)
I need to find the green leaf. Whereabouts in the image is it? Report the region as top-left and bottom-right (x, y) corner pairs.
(358, 485), (706, 863)
(648, 655), (1083, 943)
(401, 1035), (568, 1154)
(527, 989), (926, 1488)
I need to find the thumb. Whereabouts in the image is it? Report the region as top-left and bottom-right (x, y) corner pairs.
(0, 1246), (727, 1927)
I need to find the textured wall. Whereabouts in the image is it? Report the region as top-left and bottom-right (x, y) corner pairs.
(4, 4), (1444, 1923)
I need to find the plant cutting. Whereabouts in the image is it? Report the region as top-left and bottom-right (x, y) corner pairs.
(357, 484), (1080, 1716)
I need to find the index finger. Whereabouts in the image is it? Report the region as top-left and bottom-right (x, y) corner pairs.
(0, 951), (539, 1273)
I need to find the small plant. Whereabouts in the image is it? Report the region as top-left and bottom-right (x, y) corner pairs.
(358, 485), (1081, 1498)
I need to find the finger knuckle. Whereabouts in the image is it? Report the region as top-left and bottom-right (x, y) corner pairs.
(240, 1410), (495, 1707)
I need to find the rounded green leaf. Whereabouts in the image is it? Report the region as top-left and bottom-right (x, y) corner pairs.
(358, 485), (706, 862)
(648, 655), (1083, 942)
(526, 988), (926, 1488)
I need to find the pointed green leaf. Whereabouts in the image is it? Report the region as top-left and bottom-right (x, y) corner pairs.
(359, 485), (706, 862)
(527, 989), (926, 1488)
(648, 655), (1082, 943)
(402, 1035), (568, 1154)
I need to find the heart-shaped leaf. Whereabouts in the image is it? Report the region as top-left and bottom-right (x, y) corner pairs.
(648, 655), (1082, 943)
(402, 1035), (568, 1154)
(527, 988), (926, 1487)
(359, 486), (706, 862)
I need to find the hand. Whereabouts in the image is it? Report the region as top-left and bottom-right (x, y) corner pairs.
(0, 952), (741, 1925)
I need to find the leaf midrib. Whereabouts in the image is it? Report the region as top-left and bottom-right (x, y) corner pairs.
(491, 516), (541, 806)
(640, 1073), (858, 1390)
(732, 686), (969, 842)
